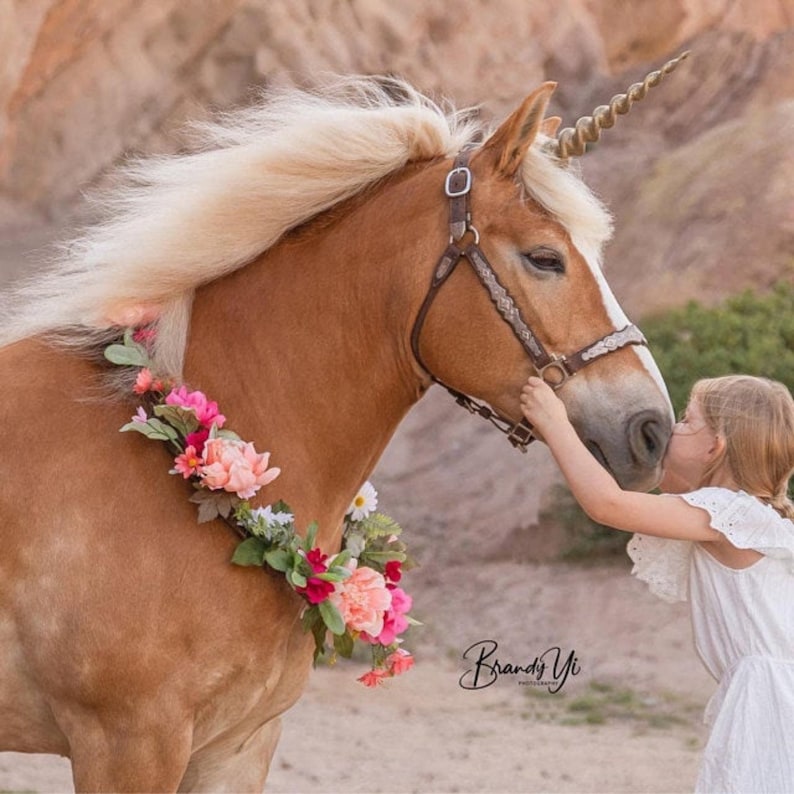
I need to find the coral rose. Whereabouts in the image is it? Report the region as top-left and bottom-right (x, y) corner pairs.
(329, 563), (392, 637)
(386, 649), (415, 676)
(357, 668), (389, 688)
(200, 437), (280, 499)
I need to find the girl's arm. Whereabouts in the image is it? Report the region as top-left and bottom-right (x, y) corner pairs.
(520, 377), (720, 542)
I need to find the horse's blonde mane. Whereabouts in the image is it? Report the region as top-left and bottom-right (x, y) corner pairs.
(0, 76), (612, 375)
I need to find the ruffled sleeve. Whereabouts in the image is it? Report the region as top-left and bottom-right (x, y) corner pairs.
(626, 488), (794, 604)
(627, 532), (692, 603)
(680, 487), (794, 570)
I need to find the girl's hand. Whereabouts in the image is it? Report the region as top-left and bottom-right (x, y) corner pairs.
(520, 376), (570, 435)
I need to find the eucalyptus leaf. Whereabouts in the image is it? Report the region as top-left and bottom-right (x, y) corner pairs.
(103, 343), (150, 368)
(231, 537), (267, 567)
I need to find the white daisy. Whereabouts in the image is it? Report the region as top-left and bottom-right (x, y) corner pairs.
(347, 481), (378, 521)
(251, 504), (294, 526)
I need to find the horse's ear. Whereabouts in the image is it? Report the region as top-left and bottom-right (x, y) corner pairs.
(541, 115), (562, 136)
(479, 82), (557, 178)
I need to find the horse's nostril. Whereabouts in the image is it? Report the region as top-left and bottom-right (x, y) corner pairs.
(628, 411), (669, 466)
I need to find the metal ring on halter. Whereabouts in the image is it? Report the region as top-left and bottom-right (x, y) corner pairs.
(537, 358), (573, 390)
(449, 224), (480, 246)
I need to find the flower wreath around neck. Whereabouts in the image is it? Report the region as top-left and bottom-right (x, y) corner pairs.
(105, 329), (417, 687)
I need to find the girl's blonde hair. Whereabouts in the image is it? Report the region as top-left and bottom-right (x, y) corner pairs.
(692, 375), (794, 519)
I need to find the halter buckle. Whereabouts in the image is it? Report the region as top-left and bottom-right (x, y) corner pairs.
(538, 358), (573, 390)
(445, 166), (472, 198)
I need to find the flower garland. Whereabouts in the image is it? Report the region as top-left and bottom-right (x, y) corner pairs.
(105, 329), (417, 686)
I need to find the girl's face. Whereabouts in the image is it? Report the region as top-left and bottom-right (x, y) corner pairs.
(659, 399), (721, 493)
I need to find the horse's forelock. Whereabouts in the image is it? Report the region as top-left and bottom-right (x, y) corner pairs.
(519, 138), (614, 266)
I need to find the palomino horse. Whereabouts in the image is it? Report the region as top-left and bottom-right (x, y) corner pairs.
(0, 58), (682, 791)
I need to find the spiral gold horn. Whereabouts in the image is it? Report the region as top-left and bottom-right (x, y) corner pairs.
(555, 51), (690, 159)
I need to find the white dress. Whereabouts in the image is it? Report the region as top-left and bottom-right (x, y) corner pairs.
(627, 487), (794, 794)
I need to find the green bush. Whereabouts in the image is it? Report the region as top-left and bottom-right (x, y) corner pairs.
(643, 281), (794, 415)
(551, 281), (794, 561)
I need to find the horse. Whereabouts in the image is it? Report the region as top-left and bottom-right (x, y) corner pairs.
(0, 57), (684, 792)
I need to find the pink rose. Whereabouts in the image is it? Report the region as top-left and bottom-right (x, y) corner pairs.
(200, 437), (280, 499)
(364, 585), (412, 646)
(329, 563), (392, 637)
(166, 386), (226, 428)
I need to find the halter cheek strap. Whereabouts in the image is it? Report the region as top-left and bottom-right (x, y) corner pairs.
(410, 150), (648, 452)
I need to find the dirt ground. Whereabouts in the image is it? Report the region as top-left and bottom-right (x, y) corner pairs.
(0, 558), (714, 794)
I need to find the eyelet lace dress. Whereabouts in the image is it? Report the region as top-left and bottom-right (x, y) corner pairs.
(627, 487), (794, 794)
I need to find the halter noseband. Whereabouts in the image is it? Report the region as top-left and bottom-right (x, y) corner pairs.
(410, 150), (648, 453)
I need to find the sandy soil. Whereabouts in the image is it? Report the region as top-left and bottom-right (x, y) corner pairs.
(0, 559), (714, 794)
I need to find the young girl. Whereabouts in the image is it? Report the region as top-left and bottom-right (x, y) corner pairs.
(520, 374), (794, 794)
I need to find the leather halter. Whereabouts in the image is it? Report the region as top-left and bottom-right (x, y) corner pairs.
(410, 150), (648, 453)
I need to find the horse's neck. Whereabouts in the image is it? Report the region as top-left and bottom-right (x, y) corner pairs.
(184, 165), (445, 547)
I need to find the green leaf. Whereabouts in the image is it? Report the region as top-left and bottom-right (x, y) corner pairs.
(333, 631), (355, 659)
(313, 571), (347, 583)
(264, 548), (291, 572)
(329, 549), (352, 569)
(288, 570), (307, 589)
(231, 537), (267, 567)
(215, 428), (242, 441)
(153, 404), (200, 436)
(103, 343), (150, 368)
(119, 420), (173, 441)
(318, 598), (345, 635)
(304, 521), (318, 550)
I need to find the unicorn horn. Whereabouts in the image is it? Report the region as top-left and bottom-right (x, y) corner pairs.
(556, 51), (690, 159)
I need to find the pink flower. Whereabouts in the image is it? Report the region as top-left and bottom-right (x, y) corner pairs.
(131, 406), (148, 424)
(296, 577), (335, 605)
(358, 668), (390, 688)
(365, 585), (413, 646)
(200, 437), (280, 499)
(329, 563), (392, 637)
(185, 427), (209, 455)
(165, 386), (226, 428)
(303, 548), (329, 574)
(132, 327), (157, 346)
(133, 368), (154, 395)
(387, 649), (415, 676)
(172, 445), (202, 479)
(385, 560), (402, 583)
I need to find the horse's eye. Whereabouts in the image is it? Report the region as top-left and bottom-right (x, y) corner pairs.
(522, 248), (565, 274)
